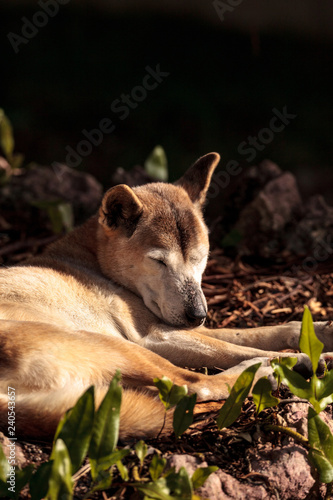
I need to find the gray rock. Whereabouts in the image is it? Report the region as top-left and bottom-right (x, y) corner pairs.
(0, 163), (103, 224)
(235, 171), (303, 258)
(210, 159), (333, 260)
(168, 454), (270, 499)
(249, 444), (314, 499)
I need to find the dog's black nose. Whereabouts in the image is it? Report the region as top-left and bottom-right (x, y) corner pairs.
(185, 306), (207, 327)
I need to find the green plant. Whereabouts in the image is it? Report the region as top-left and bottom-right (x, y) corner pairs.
(0, 108), (24, 183)
(217, 362), (262, 429)
(153, 376), (197, 438)
(144, 145), (168, 181)
(217, 306), (333, 492)
(31, 200), (74, 234)
(271, 307), (333, 485)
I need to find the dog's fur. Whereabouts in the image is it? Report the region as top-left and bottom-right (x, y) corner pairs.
(0, 152), (332, 440)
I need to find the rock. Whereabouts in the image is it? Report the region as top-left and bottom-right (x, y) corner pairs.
(168, 454), (269, 499)
(249, 444), (315, 499)
(289, 194), (333, 256)
(283, 402), (309, 437)
(235, 171), (303, 258)
(246, 160), (282, 186)
(210, 159), (333, 260)
(0, 163), (103, 225)
(283, 402), (333, 437)
(111, 165), (155, 187)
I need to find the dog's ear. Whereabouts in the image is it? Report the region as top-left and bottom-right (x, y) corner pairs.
(175, 152), (220, 207)
(99, 184), (143, 234)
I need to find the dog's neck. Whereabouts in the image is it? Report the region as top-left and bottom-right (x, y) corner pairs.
(28, 215), (102, 275)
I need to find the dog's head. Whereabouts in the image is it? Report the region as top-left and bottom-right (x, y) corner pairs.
(97, 152), (220, 328)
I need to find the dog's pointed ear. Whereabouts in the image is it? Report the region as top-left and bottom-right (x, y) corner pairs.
(99, 184), (143, 233)
(175, 152), (220, 207)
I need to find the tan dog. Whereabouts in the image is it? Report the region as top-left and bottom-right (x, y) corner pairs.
(0, 152), (332, 440)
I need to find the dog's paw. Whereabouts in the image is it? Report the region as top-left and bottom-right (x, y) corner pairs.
(223, 356), (277, 391)
(321, 352), (333, 371)
(293, 354), (314, 378)
(279, 352), (332, 378)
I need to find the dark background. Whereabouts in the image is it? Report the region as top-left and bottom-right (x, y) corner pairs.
(1, 1), (333, 202)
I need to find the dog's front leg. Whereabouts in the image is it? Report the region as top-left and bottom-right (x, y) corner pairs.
(196, 321), (333, 353)
(142, 325), (307, 370)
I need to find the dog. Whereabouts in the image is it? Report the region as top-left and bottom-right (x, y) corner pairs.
(0, 152), (332, 440)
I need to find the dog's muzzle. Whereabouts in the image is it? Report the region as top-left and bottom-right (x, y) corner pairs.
(184, 283), (207, 327)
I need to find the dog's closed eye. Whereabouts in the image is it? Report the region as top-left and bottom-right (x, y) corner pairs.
(152, 258), (167, 267)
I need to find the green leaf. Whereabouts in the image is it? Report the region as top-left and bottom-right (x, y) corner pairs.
(271, 360), (313, 400)
(116, 460), (129, 481)
(173, 393), (196, 438)
(32, 199), (74, 234)
(0, 109), (15, 160)
(29, 461), (53, 500)
(144, 145), (168, 181)
(13, 466), (34, 499)
(217, 362), (261, 429)
(135, 440), (148, 467)
(191, 466), (219, 490)
(277, 356), (298, 369)
(0, 479), (13, 499)
(57, 202), (74, 232)
(164, 467), (192, 499)
(89, 371), (122, 479)
(46, 439), (73, 500)
(89, 469), (113, 492)
(149, 454), (167, 481)
(154, 376), (188, 410)
(100, 448), (130, 464)
(0, 443), (10, 481)
(252, 377), (280, 414)
(49, 202), (73, 234)
(89, 448), (130, 493)
(299, 306), (324, 374)
(317, 369), (333, 406)
(53, 385), (95, 473)
(94, 449), (130, 474)
(308, 407), (333, 483)
(309, 374), (333, 412)
(134, 477), (173, 500)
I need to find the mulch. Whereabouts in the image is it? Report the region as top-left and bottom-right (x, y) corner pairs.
(204, 248), (333, 329)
